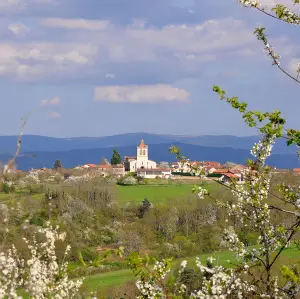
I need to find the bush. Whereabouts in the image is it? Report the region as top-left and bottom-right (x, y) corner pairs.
(1, 182), (16, 193)
(79, 247), (99, 263)
(29, 215), (44, 227)
(117, 176), (138, 186)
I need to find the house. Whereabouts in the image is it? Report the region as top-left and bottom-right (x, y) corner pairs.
(82, 164), (98, 169)
(137, 168), (172, 179)
(220, 173), (241, 184)
(159, 161), (170, 169)
(229, 164), (246, 181)
(172, 161), (192, 173)
(171, 162), (180, 170)
(293, 168), (300, 175)
(209, 169), (230, 177)
(112, 164), (125, 177)
(203, 161), (222, 169)
(230, 164), (246, 173)
(124, 139), (157, 172)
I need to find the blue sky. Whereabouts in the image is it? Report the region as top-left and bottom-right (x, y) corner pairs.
(0, 0), (299, 137)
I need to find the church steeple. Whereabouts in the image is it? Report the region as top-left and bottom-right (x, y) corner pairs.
(138, 139), (147, 148)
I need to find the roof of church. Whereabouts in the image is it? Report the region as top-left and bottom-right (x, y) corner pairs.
(138, 139), (147, 148)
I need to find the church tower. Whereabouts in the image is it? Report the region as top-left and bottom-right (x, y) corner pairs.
(137, 139), (148, 168)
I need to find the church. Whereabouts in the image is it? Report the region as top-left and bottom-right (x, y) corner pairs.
(124, 139), (157, 172)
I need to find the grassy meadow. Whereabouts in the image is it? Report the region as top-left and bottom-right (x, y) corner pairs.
(81, 244), (300, 293)
(0, 179), (216, 204)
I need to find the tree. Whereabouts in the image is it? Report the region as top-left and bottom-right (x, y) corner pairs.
(137, 198), (152, 218)
(129, 1), (300, 298)
(53, 159), (62, 170)
(111, 148), (122, 165)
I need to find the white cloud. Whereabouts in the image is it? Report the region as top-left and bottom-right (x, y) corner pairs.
(41, 96), (60, 106)
(0, 0), (24, 12)
(41, 18), (111, 31)
(8, 23), (29, 36)
(48, 111), (61, 119)
(94, 84), (190, 103)
(0, 17), (287, 82)
(102, 18), (256, 63)
(0, 42), (97, 80)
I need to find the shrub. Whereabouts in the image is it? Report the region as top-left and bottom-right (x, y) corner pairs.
(118, 176), (138, 186)
(1, 182), (15, 193)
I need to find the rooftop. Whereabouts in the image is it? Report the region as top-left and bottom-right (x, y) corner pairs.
(138, 139), (147, 148)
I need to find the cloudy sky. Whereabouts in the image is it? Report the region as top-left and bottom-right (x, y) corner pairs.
(0, 0), (299, 137)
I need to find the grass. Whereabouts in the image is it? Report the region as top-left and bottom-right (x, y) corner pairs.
(81, 249), (234, 291)
(82, 244), (300, 292)
(0, 191), (44, 204)
(117, 181), (216, 204)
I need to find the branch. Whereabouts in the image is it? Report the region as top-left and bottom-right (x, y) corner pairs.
(1, 110), (33, 176)
(256, 7), (299, 25)
(269, 218), (300, 269)
(268, 205), (300, 216)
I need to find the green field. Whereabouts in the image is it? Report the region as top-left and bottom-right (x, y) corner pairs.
(0, 180), (215, 204)
(82, 245), (300, 292)
(82, 250), (233, 292)
(116, 182), (215, 204)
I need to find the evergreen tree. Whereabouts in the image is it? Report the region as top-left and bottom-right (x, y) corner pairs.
(111, 149), (122, 165)
(53, 160), (63, 170)
(137, 198), (152, 218)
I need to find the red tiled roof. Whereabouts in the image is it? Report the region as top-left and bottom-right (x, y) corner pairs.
(98, 164), (112, 169)
(86, 164), (97, 168)
(231, 164), (246, 169)
(204, 161), (221, 166)
(125, 156), (137, 159)
(213, 169), (229, 174)
(138, 139), (147, 148)
(293, 168), (300, 172)
(112, 165), (124, 169)
(224, 173), (239, 178)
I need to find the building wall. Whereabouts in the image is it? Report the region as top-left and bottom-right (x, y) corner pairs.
(138, 170), (171, 179)
(129, 160), (157, 172)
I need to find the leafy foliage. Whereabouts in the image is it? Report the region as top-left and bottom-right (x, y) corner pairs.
(111, 149), (122, 165)
(53, 159), (63, 170)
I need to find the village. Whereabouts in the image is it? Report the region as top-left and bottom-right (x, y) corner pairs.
(25, 139), (300, 185)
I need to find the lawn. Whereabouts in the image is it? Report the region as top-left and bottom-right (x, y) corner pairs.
(82, 245), (300, 292)
(81, 249), (235, 292)
(116, 181), (215, 204)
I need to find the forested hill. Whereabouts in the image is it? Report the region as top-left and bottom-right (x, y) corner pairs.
(0, 142), (299, 171)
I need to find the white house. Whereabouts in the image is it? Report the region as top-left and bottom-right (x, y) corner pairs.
(171, 161), (192, 173)
(125, 139), (157, 172)
(137, 168), (172, 179)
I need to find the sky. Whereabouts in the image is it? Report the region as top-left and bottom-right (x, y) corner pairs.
(0, 0), (299, 137)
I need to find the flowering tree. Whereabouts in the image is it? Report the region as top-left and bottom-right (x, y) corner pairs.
(0, 223), (82, 298)
(129, 1), (300, 298)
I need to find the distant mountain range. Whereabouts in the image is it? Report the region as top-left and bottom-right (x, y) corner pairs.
(0, 133), (299, 171)
(0, 133), (297, 154)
